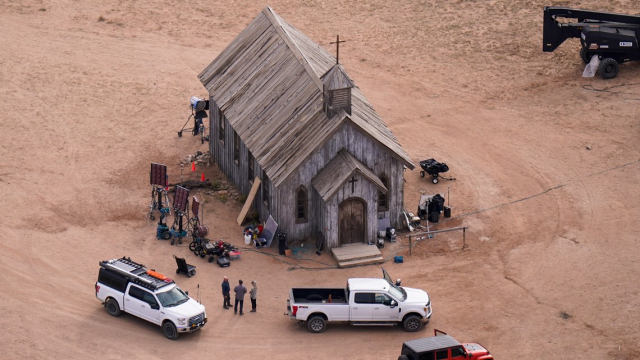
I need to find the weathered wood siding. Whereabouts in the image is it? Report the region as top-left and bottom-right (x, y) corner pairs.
(208, 98), (272, 221)
(278, 121), (406, 249)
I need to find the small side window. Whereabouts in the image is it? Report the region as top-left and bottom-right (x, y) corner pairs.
(354, 293), (374, 304)
(378, 174), (389, 211)
(128, 286), (143, 301)
(374, 293), (392, 305)
(418, 351), (434, 360)
(233, 131), (240, 165)
(295, 186), (308, 224)
(142, 291), (158, 307)
(435, 349), (448, 360)
(451, 346), (466, 359)
(218, 109), (225, 143)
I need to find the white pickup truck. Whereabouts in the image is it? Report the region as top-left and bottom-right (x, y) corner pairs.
(95, 257), (207, 340)
(286, 268), (432, 333)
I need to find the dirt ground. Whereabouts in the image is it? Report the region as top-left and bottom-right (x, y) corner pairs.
(1, 1), (639, 359)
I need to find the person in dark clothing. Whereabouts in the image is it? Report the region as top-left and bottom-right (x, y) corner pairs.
(221, 276), (231, 309)
(233, 279), (247, 315)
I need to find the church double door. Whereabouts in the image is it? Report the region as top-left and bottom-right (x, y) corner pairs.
(339, 198), (366, 245)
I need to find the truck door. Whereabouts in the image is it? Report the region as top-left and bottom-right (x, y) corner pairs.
(138, 291), (162, 325)
(372, 293), (399, 321)
(450, 346), (467, 359)
(351, 292), (374, 321)
(126, 285), (144, 317)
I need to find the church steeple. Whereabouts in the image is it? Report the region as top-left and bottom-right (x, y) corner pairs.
(321, 63), (354, 117)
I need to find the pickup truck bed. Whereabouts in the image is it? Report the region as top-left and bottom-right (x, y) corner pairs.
(291, 288), (348, 303)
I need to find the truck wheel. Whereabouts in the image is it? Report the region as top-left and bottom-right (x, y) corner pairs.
(580, 47), (592, 64)
(307, 316), (327, 333)
(599, 58), (619, 79)
(398, 356), (410, 360)
(105, 298), (121, 317)
(402, 314), (423, 332)
(162, 321), (179, 340)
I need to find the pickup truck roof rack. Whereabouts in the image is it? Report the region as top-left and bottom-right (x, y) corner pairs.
(99, 256), (174, 291)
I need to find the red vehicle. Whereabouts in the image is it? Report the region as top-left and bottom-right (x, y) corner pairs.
(399, 329), (493, 360)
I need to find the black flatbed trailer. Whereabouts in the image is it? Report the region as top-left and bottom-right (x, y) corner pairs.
(543, 6), (640, 79)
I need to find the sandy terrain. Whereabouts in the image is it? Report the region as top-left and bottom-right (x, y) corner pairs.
(1, 0), (639, 359)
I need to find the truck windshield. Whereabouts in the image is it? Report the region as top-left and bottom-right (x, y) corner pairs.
(388, 283), (406, 301)
(156, 286), (189, 307)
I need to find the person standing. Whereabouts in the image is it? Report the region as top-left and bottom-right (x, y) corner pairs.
(233, 279), (247, 315)
(221, 276), (231, 309)
(249, 280), (258, 313)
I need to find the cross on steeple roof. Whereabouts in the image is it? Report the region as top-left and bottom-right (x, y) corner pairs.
(330, 35), (346, 64)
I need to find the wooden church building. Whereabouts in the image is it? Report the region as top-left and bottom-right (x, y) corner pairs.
(198, 6), (415, 250)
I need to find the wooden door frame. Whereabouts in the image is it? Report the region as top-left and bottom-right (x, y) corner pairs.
(338, 197), (367, 246)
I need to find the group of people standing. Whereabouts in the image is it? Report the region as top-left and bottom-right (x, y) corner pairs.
(221, 276), (257, 315)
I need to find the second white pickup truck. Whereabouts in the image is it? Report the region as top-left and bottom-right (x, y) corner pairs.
(286, 268), (432, 333)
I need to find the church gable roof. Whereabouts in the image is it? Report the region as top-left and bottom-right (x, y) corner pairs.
(198, 6), (414, 187)
(312, 149), (387, 202)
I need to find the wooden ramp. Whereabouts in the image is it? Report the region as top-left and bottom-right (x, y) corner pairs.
(331, 243), (384, 268)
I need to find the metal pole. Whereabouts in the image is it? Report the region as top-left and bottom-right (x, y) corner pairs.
(409, 236), (412, 255)
(462, 228), (466, 250)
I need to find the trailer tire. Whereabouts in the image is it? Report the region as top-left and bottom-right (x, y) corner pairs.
(432, 177), (439, 184)
(162, 231), (172, 240)
(580, 47), (592, 64)
(402, 314), (423, 332)
(162, 321), (179, 340)
(105, 298), (121, 317)
(307, 316), (327, 333)
(599, 58), (619, 79)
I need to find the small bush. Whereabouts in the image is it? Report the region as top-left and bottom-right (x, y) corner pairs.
(98, 16), (105, 22)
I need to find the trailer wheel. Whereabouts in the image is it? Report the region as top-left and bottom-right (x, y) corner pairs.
(599, 58), (619, 79)
(398, 356), (410, 360)
(162, 231), (172, 240)
(307, 316), (327, 333)
(580, 47), (592, 64)
(162, 321), (179, 340)
(432, 177), (439, 184)
(105, 298), (121, 317)
(402, 314), (423, 332)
